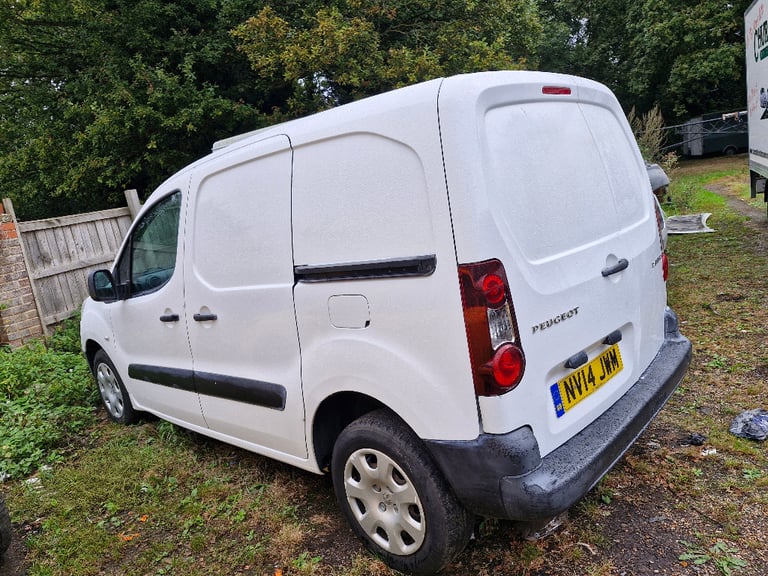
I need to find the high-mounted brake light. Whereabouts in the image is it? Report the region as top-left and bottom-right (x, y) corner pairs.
(459, 259), (525, 397)
(542, 86), (572, 95)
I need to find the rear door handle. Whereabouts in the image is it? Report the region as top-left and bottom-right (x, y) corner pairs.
(601, 258), (629, 277)
(193, 313), (218, 322)
(159, 314), (179, 323)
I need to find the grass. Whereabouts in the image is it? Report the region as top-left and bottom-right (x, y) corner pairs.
(2, 155), (768, 575)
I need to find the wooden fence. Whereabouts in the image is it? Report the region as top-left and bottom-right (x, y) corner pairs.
(0, 191), (140, 342)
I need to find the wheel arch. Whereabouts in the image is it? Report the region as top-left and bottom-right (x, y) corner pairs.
(311, 391), (387, 472)
(84, 339), (104, 371)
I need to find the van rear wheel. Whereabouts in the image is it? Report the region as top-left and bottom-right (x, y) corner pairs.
(331, 409), (473, 575)
(93, 350), (137, 424)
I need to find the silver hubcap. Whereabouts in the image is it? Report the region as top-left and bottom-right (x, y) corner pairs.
(343, 448), (425, 555)
(96, 362), (124, 419)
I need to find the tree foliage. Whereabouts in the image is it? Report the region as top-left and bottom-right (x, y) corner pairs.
(539, 0), (750, 121)
(625, 0), (749, 119)
(0, 0), (541, 219)
(232, 0), (542, 117)
(0, 0), (266, 219)
(0, 0), (755, 219)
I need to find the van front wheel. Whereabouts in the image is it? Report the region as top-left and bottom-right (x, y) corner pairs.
(93, 350), (137, 424)
(331, 409), (473, 575)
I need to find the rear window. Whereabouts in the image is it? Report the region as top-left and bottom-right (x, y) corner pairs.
(483, 102), (647, 263)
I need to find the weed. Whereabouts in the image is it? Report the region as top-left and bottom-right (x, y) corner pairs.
(742, 468), (762, 481)
(669, 181), (699, 213)
(0, 319), (95, 479)
(706, 354), (730, 370)
(679, 539), (748, 575)
(291, 551), (322, 572)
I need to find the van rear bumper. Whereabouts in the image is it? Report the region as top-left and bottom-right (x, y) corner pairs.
(425, 307), (692, 521)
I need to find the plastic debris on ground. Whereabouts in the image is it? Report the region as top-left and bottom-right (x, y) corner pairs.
(729, 409), (768, 441)
(666, 213), (715, 234)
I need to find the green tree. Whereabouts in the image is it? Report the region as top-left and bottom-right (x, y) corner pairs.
(1, 0), (543, 219)
(537, 0), (632, 102)
(625, 0), (749, 119)
(0, 0), (266, 219)
(537, 0), (750, 121)
(232, 0), (542, 117)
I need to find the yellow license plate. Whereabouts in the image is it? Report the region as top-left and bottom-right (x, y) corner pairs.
(550, 344), (623, 418)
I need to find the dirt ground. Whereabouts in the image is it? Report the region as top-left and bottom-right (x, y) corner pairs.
(0, 526), (26, 576)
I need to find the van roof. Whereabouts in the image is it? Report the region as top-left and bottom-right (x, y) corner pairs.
(208, 71), (610, 153)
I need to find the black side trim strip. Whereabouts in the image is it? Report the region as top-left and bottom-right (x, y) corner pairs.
(129, 364), (196, 393)
(295, 254), (436, 283)
(128, 365), (287, 411)
(195, 372), (286, 411)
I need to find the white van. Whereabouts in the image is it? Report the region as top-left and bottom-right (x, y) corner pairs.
(81, 71), (691, 575)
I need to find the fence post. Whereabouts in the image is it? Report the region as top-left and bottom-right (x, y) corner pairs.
(0, 199), (46, 345)
(124, 189), (142, 220)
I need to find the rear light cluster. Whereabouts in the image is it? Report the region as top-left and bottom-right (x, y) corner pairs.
(458, 259), (525, 397)
(653, 199), (669, 281)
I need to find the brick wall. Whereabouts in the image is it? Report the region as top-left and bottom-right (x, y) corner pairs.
(0, 204), (43, 346)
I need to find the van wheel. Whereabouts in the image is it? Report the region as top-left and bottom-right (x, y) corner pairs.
(331, 409), (473, 575)
(93, 350), (137, 424)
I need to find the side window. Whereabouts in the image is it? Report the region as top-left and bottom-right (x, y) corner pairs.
(115, 191), (182, 297)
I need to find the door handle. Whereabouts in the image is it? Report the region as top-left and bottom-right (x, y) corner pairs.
(601, 258), (629, 277)
(193, 313), (218, 322)
(159, 314), (179, 322)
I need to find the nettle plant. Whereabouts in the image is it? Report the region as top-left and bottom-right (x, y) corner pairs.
(0, 318), (95, 479)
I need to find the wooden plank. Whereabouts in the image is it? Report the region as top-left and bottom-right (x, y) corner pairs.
(16, 207), (131, 232)
(62, 225), (82, 263)
(93, 219), (111, 254)
(51, 226), (68, 266)
(73, 221), (97, 261)
(29, 255), (115, 280)
(42, 307), (80, 326)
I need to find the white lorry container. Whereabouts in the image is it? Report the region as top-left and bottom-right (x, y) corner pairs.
(81, 71), (691, 575)
(746, 0), (768, 212)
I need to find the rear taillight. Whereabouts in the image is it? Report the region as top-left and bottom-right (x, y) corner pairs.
(458, 259), (525, 396)
(653, 197), (669, 281)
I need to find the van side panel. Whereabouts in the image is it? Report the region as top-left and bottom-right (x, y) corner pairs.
(290, 90), (480, 442)
(184, 135), (307, 459)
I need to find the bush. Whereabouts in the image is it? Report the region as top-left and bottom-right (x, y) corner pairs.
(0, 319), (96, 480)
(629, 105), (668, 162)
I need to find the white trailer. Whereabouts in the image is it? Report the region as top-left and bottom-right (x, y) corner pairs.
(746, 0), (768, 213)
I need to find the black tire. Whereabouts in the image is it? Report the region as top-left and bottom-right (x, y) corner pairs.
(331, 409), (473, 575)
(92, 350), (138, 424)
(0, 494), (11, 557)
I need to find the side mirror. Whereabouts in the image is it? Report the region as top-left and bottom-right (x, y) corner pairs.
(87, 269), (119, 302)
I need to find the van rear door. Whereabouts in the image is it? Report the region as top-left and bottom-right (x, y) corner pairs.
(439, 73), (667, 457)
